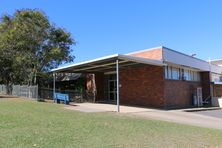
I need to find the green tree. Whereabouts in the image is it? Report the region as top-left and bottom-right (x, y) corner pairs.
(0, 9), (75, 91)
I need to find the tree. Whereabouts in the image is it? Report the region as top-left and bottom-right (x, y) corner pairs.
(0, 9), (75, 91)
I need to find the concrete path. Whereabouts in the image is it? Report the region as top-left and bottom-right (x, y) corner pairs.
(65, 103), (155, 113)
(194, 110), (222, 119)
(65, 103), (222, 129)
(132, 110), (222, 129)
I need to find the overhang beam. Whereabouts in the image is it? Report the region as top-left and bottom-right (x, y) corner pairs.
(67, 60), (128, 72)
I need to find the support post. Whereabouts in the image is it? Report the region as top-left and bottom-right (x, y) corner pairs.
(208, 58), (213, 100)
(116, 60), (120, 112)
(53, 73), (56, 101)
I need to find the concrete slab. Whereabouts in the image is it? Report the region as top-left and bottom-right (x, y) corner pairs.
(180, 107), (221, 112)
(65, 103), (155, 113)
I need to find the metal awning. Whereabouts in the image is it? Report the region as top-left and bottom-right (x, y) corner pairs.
(51, 54), (164, 73)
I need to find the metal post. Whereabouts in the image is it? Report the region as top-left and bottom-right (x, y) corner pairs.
(208, 58), (213, 102)
(116, 60), (120, 112)
(53, 73), (56, 101)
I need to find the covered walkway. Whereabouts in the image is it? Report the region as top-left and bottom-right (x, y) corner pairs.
(51, 54), (164, 112)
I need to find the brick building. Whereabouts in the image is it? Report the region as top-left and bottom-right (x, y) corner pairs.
(51, 46), (222, 109)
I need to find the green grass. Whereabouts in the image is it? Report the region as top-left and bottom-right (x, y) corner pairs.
(0, 98), (222, 148)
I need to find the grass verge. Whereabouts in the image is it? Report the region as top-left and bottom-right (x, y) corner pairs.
(0, 98), (222, 147)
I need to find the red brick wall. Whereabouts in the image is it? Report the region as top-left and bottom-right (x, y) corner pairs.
(213, 85), (222, 97)
(129, 48), (163, 60)
(119, 65), (165, 108)
(200, 72), (211, 100)
(164, 80), (201, 108)
(95, 72), (105, 101)
(85, 68), (211, 109)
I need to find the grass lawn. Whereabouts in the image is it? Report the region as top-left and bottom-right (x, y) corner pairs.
(0, 98), (222, 148)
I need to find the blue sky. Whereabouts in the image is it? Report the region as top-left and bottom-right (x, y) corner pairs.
(1, 0), (222, 63)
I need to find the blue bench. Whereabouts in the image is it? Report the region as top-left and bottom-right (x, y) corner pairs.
(54, 93), (69, 105)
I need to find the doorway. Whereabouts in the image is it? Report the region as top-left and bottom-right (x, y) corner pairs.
(107, 74), (117, 101)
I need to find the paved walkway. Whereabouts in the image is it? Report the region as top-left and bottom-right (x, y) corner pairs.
(65, 103), (154, 113)
(65, 103), (222, 129)
(194, 110), (222, 119)
(132, 110), (222, 129)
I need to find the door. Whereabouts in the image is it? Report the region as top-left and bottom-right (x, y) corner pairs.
(108, 74), (117, 101)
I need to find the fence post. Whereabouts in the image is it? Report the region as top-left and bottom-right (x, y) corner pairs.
(53, 73), (56, 101)
(29, 86), (31, 98)
(37, 85), (38, 99)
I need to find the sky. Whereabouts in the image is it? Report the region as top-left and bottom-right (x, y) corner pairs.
(1, 0), (222, 64)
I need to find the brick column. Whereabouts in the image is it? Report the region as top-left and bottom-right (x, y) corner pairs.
(200, 72), (211, 100)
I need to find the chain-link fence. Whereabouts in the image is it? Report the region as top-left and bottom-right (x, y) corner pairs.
(0, 85), (6, 94)
(0, 84), (38, 99)
(39, 87), (86, 102)
(0, 84), (92, 102)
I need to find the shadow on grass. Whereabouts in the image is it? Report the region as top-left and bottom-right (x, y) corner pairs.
(0, 95), (18, 98)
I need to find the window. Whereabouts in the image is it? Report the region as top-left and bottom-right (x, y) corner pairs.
(164, 66), (168, 79)
(197, 72), (200, 81)
(165, 66), (172, 79)
(211, 73), (222, 82)
(188, 70), (192, 81)
(168, 66), (172, 79)
(164, 66), (179, 80)
(164, 66), (200, 81)
(172, 67), (180, 80)
(183, 69), (189, 80)
(190, 71), (200, 81)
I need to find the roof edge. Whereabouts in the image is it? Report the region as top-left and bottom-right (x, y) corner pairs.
(51, 54), (119, 72)
(162, 46), (210, 64)
(51, 53), (164, 73)
(119, 54), (164, 66)
(125, 46), (164, 55)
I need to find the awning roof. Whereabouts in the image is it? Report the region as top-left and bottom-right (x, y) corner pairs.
(51, 54), (164, 73)
(212, 82), (222, 85)
(211, 59), (222, 66)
